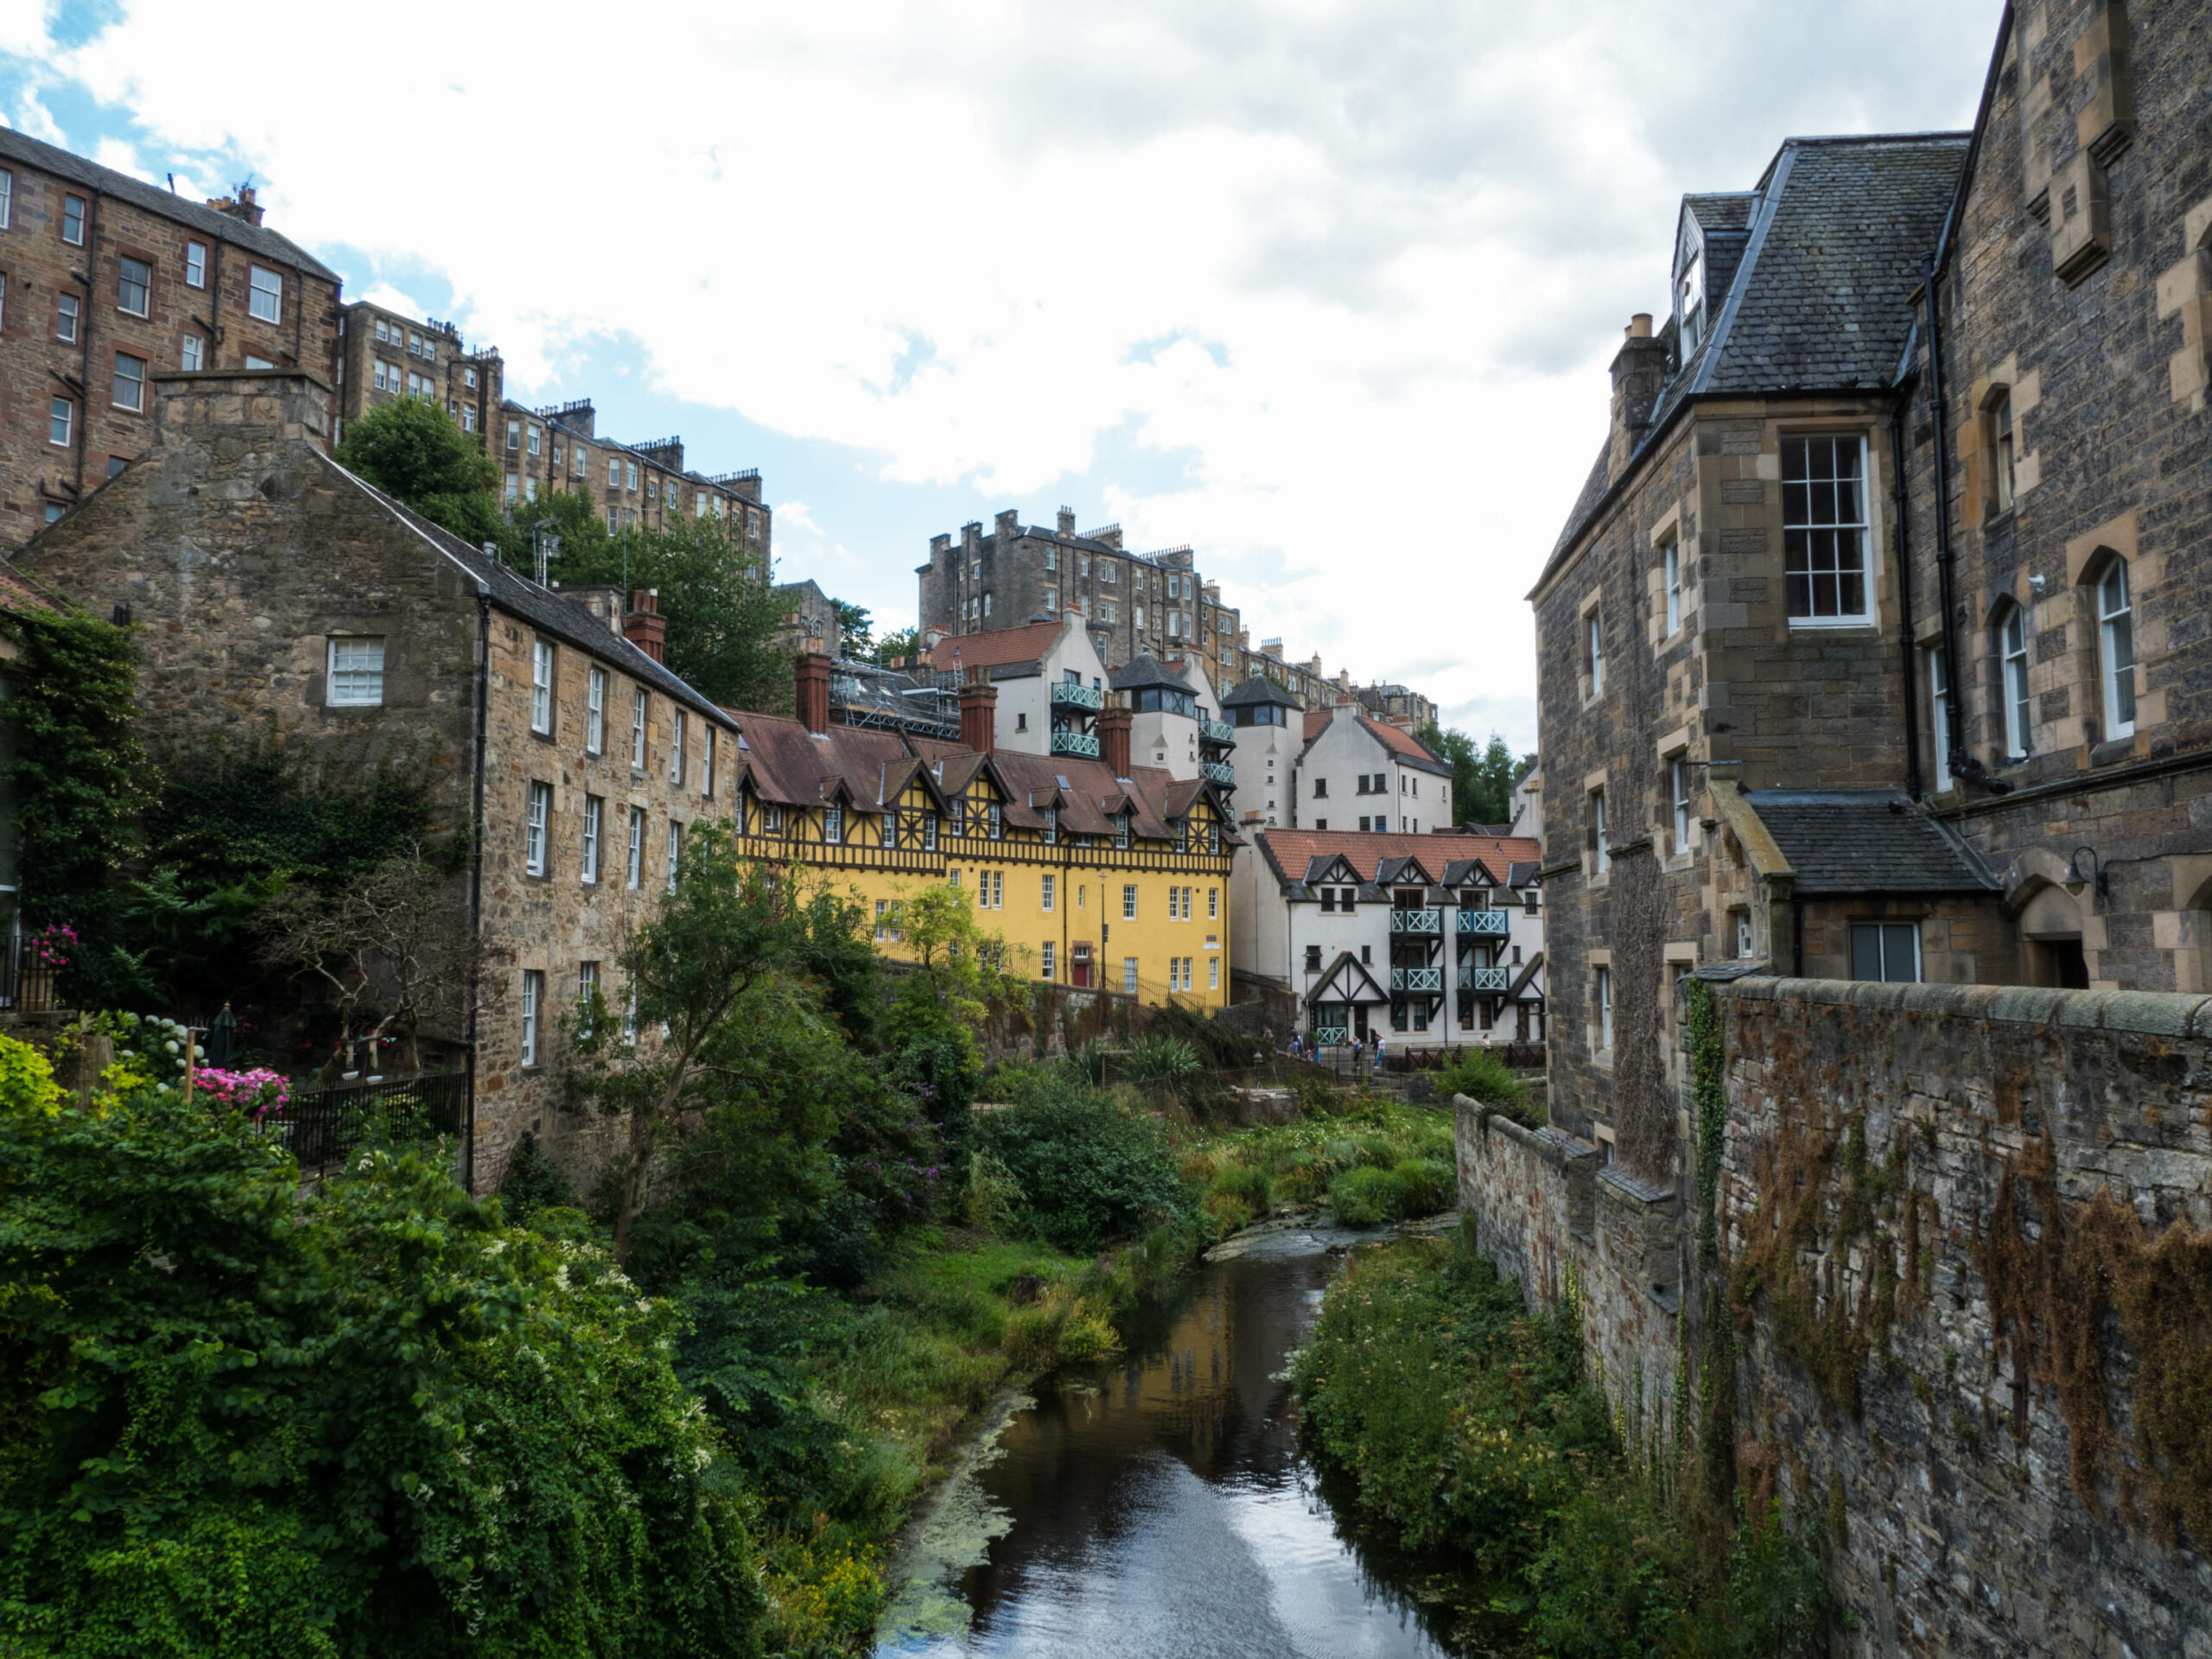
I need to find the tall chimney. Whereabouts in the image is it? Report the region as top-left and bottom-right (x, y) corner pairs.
(1097, 705), (1133, 777)
(624, 588), (666, 663)
(796, 652), (831, 734)
(1057, 505), (1076, 537)
(1608, 315), (1671, 478)
(207, 185), (264, 226)
(959, 681), (998, 753)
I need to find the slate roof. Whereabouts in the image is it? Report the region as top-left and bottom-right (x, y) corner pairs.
(1744, 789), (1998, 895)
(1222, 675), (1303, 709)
(1537, 131), (1968, 585)
(0, 127), (341, 283)
(1110, 653), (1193, 694)
(314, 454), (741, 732)
(1255, 829), (1542, 901)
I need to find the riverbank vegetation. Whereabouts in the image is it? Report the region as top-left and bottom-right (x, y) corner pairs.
(2, 815), (1469, 1656)
(1291, 1226), (1827, 1657)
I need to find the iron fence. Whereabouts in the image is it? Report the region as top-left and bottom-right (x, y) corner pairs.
(0, 933), (60, 1012)
(252, 1070), (474, 1182)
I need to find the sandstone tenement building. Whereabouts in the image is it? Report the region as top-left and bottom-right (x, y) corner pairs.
(1531, 0), (2209, 1159)
(0, 129), (341, 546)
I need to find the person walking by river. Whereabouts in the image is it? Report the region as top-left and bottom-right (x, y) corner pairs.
(1372, 1034), (1386, 1075)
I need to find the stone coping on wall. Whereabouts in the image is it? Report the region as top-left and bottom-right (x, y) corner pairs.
(1452, 1094), (1597, 1169)
(1707, 974), (2212, 1039)
(1595, 1165), (1676, 1206)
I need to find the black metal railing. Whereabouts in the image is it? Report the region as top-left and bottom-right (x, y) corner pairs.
(253, 1071), (473, 1179)
(0, 934), (60, 1012)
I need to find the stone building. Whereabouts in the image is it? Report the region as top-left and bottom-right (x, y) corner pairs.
(12, 370), (741, 1188)
(0, 130), (342, 546)
(491, 401), (771, 555)
(1896, 0), (2212, 995)
(1234, 828), (1543, 1049)
(334, 299), (499, 442)
(1526, 4), (2211, 1148)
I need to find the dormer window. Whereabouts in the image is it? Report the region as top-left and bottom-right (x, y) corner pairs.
(1679, 249), (1706, 357)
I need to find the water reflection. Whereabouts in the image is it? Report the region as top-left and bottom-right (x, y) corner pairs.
(879, 1235), (1457, 1659)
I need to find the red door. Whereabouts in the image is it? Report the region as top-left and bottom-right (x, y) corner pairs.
(1071, 944), (1092, 988)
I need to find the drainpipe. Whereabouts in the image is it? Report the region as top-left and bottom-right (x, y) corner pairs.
(1890, 394), (1922, 799)
(464, 583), (492, 1192)
(1918, 262), (1974, 788)
(73, 189), (101, 500)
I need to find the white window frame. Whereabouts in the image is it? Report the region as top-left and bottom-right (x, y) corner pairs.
(823, 806), (842, 845)
(582, 794), (601, 884)
(1595, 965), (1613, 1052)
(1991, 391), (2015, 513)
(1782, 435), (1872, 626)
(0, 169), (10, 230)
(247, 264), (283, 324)
(1040, 941), (1055, 982)
(327, 636), (386, 707)
(2000, 606), (2031, 760)
(525, 781), (551, 877)
(1123, 884), (1138, 920)
(671, 709), (688, 785)
(1586, 611), (1605, 694)
(1662, 537), (1682, 636)
(1590, 787), (1608, 876)
(111, 351), (148, 411)
(180, 333), (206, 372)
(531, 639), (554, 734)
(586, 667), (606, 753)
(1124, 957), (1139, 993)
(61, 193), (86, 246)
(1042, 874), (1054, 912)
(632, 691), (647, 769)
(1928, 645), (1954, 791)
(2098, 561), (2135, 739)
(703, 727), (716, 798)
(1669, 756), (1692, 852)
(48, 394), (72, 448)
(244, 356), (274, 371)
(181, 239), (205, 288)
(57, 292), (79, 344)
(666, 821), (682, 893)
(117, 255), (150, 318)
(626, 808), (644, 889)
(521, 970), (543, 1066)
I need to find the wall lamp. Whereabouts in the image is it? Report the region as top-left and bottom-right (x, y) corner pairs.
(2063, 846), (2109, 900)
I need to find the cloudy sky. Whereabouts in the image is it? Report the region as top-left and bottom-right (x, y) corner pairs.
(0, 0), (1999, 747)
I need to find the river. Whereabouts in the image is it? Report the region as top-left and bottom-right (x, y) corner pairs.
(874, 1221), (1459, 1659)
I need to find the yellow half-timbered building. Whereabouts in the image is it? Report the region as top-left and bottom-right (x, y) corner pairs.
(724, 668), (1236, 1007)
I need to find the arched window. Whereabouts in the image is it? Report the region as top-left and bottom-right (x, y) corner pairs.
(1998, 603), (2031, 760)
(1986, 389), (2015, 514)
(2097, 560), (2135, 738)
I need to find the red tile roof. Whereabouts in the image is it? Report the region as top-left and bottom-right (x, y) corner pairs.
(1254, 828), (1540, 890)
(925, 620), (1063, 674)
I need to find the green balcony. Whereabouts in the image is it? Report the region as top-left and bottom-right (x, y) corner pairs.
(1459, 964), (1510, 993)
(1391, 967), (1444, 994)
(1201, 760), (1236, 786)
(1051, 729), (1102, 759)
(1310, 1025), (1348, 1046)
(1459, 909), (1509, 938)
(1199, 718), (1236, 747)
(1389, 907), (1441, 937)
(1052, 680), (1104, 711)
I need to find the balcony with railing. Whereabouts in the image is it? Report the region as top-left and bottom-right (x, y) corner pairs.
(1052, 680), (1104, 711)
(1310, 1025), (1348, 1046)
(1391, 966), (1444, 994)
(1459, 964), (1510, 993)
(1458, 908), (1509, 938)
(1199, 718), (1236, 747)
(1389, 907), (1441, 936)
(1201, 760), (1236, 786)
(1051, 728), (1101, 759)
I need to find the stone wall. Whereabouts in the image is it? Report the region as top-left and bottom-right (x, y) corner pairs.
(1457, 976), (2212, 1656)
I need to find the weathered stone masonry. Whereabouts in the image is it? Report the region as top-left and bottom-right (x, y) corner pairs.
(1459, 976), (2212, 1658)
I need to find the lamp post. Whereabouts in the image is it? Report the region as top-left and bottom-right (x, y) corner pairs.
(2063, 846), (2109, 901)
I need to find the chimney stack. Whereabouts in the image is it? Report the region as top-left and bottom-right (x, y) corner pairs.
(1057, 505), (1077, 537)
(207, 185), (264, 226)
(1097, 705), (1133, 777)
(795, 652), (831, 734)
(624, 588), (666, 663)
(959, 680), (998, 753)
(155, 367), (331, 448)
(1608, 315), (1672, 478)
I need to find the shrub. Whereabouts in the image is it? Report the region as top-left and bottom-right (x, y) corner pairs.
(1123, 1034), (1201, 1097)
(1436, 1046), (1533, 1111)
(498, 1129), (575, 1225)
(1329, 1165), (1401, 1226)
(1209, 1161), (1272, 1214)
(967, 1079), (1186, 1253)
(1391, 1155), (1456, 1217)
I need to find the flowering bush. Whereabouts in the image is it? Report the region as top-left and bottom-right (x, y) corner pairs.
(26, 923), (76, 969)
(197, 1065), (291, 1116)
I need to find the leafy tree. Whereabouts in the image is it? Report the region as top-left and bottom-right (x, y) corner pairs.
(333, 396), (503, 545)
(1417, 721), (1534, 827)
(0, 1083), (764, 1656)
(964, 1075), (1186, 1253)
(831, 600), (873, 660)
(568, 828), (866, 1261)
(0, 603), (153, 1006)
(873, 625), (921, 667)
(880, 880), (1017, 1119)
(500, 489), (793, 711)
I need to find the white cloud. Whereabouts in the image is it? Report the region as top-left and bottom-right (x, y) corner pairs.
(30, 0), (1999, 750)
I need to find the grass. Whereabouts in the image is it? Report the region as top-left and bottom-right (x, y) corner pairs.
(1178, 1090), (1459, 1229)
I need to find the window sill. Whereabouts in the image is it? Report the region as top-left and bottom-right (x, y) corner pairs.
(1786, 617), (1878, 633)
(2090, 736), (2138, 767)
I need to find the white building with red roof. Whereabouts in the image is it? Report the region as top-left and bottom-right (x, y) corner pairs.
(1234, 828), (1545, 1050)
